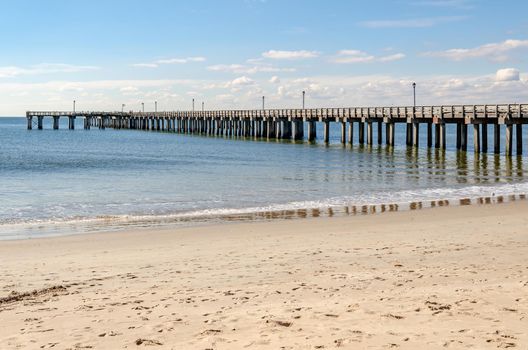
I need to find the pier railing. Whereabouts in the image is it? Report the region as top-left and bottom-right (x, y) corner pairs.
(26, 104), (528, 155)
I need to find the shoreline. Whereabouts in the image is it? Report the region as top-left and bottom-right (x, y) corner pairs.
(1, 201), (527, 349)
(1, 189), (527, 241)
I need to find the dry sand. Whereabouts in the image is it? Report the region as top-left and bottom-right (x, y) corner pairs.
(1, 201), (527, 349)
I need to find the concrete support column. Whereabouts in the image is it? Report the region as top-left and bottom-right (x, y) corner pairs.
(435, 124), (440, 148)
(38, 116), (44, 130)
(307, 121), (316, 142)
(340, 121), (346, 144)
(367, 121), (373, 145)
(293, 120), (303, 140)
(427, 122), (432, 148)
(505, 124), (513, 156)
(347, 121), (354, 144)
(473, 123), (480, 153)
(262, 119), (268, 138)
(267, 120), (274, 139)
(27, 116), (33, 130)
(377, 121), (383, 145)
(388, 122), (395, 146)
(516, 124), (523, 155)
(323, 120), (330, 143)
(53, 116), (60, 130)
(461, 124), (468, 151)
(282, 120), (292, 139)
(406, 122), (413, 146)
(246, 120), (251, 137)
(275, 120), (281, 139)
(358, 121), (364, 144)
(456, 123), (462, 150)
(439, 123), (446, 149)
(412, 122), (419, 147)
(297, 120), (304, 140)
(482, 124), (488, 153)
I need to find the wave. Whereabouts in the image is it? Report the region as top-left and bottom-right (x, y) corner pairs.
(1, 181), (527, 240)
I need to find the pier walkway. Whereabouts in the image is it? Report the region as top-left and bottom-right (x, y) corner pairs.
(26, 104), (528, 155)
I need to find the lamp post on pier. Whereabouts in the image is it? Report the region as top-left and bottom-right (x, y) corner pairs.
(302, 91), (305, 109)
(202, 101), (204, 112)
(121, 104), (125, 112)
(73, 100), (76, 113)
(262, 96), (265, 110)
(141, 102), (144, 113)
(412, 82), (416, 107)
(192, 98), (195, 112)
(155, 101), (157, 113)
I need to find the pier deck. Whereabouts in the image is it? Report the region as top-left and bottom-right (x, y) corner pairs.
(26, 104), (528, 155)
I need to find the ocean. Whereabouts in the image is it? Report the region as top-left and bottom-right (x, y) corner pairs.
(1, 116), (527, 239)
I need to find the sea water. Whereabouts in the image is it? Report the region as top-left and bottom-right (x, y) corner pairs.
(1, 116), (527, 239)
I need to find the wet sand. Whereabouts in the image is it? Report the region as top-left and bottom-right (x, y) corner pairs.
(1, 201), (527, 349)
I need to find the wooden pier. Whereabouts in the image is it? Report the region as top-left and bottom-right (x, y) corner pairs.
(26, 104), (528, 156)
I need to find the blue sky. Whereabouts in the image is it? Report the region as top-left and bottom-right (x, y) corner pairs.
(0, 0), (527, 115)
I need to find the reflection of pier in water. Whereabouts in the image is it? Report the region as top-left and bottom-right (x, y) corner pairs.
(176, 149), (526, 223)
(17, 147), (524, 236)
(221, 193), (525, 223)
(27, 104), (528, 155)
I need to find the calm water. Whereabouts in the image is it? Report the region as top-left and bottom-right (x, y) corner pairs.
(1, 116), (527, 239)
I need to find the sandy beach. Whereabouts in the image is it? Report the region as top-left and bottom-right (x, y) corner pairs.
(1, 201), (527, 349)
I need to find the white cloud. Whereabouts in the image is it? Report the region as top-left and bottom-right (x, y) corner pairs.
(207, 64), (245, 73)
(423, 39), (528, 61)
(331, 50), (405, 64)
(3, 70), (527, 115)
(132, 56), (206, 68)
(207, 64), (295, 75)
(120, 86), (140, 95)
(215, 93), (236, 102)
(224, 76), (255, 90)
(0, 63), (99, 78)
(378, 53), (406, 62)
(230, 76), (254, 86)
(269, 76), (280, 84)
(333, 50), (375, 63)
(496, 68), (520, 82)
(358, 16), (466, 28)
(262, 50), (320, 60)
(131, 63), (158, 68)
(157, 57), (206, 64)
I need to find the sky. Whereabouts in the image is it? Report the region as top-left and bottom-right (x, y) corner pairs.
(0, 0), (527, 115)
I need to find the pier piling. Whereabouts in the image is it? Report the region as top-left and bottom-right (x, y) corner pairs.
(24, 103), (527, 156)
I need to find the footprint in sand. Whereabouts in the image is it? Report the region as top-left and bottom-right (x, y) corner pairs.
(135, 338), (163, 346)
